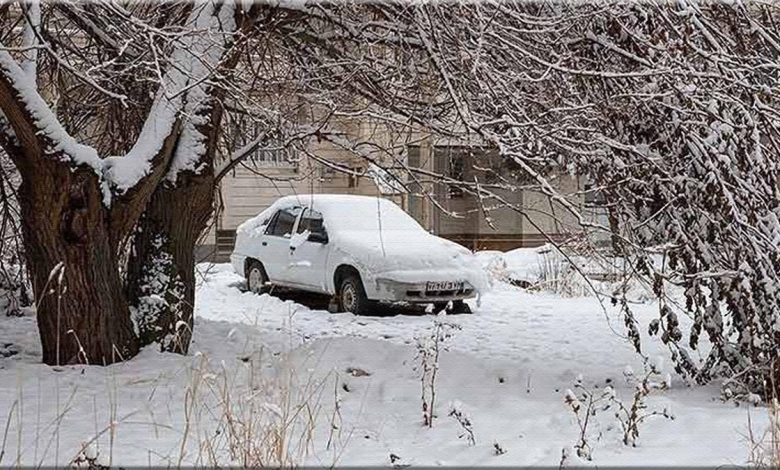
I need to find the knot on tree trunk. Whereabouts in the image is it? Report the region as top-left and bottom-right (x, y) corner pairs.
(61, 178), (90, 244)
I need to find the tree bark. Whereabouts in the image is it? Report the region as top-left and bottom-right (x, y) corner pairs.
(126, 170), (214, 354)
(16, 161), (139, 365)
(0, 47), (179, 366)
(124, 3), (259, 354)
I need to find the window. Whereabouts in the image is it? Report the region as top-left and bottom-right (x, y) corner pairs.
(254, 136), (297, 166)
(347, 167), (361, 188)
(265, 207), (300, 237)
(482, 152), (522, 185)
(448, 152), (465, 198)
(297, 209), (326, 235)
(584, 179), (606, 206)
(435, 145), (512, 195)
(433, 146), (471, 199)
(406, 145), (424, 224)
(229, 114), (298, 167)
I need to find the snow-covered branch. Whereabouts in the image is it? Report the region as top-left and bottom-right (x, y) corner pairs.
(165, 1), (238, 183)
(0, 44), (103, 178)
(103, 1), (238, 192)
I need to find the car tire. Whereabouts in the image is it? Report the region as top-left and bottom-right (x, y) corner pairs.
(432, 300), (471, 314)
(451, 300), (472, 314)
(339, 273), (372, 315)
(246, 260), (269, 294)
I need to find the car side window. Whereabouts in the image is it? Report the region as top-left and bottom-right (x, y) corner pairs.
(265, 207), (300, 237)
(264, 211), (280, 235)
(297, 209), (326, 236)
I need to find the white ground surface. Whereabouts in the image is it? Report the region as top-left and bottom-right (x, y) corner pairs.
(0, 256), (766, 467)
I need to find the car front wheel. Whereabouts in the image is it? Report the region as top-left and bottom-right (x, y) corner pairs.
(339, 274), (371, 315)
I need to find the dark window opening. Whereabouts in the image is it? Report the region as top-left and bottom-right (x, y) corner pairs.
(297, 209), (326, 237)
(266, 207), (300, 237)
(448, 153), (465, 198)
(584, 180), (607, 206)
(348, 172), (359, 188)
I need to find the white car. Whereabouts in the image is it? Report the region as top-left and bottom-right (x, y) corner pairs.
(230, 194), (486, 315)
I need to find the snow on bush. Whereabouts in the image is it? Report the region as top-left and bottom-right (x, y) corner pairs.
(423, 1), (780, 399)
(563, 360), (674, 463)
(414, 316), (461, 428)
(748, 396), (780, 468)
(477, 244), (654, 301)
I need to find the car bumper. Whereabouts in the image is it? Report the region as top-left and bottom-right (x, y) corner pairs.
(230, 253), (245, 276)
(371, 278), (476, 303)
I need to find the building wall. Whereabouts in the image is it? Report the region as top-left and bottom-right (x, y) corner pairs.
(206, 147), (405, 260)
(521, 173), (583, 237)
(201, 121), (584, 260)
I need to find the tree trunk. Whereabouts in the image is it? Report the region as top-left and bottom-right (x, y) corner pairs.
(111, 2), (251, 354)
(18, 165), (138, 366)
(126, 170), (214, 354)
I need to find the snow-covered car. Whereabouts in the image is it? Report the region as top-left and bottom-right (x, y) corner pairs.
(230, 194), (486, 314)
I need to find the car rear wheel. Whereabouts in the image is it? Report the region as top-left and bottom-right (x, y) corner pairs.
(339, 274), (371, 315)
(432, 300), (472, 314)
(452, 300), (472, 314)
(246, 260), (269, 294)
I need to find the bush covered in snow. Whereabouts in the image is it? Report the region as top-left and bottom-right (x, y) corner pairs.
(563, 359), (673, 462)
(414, 317), (461, 428)
(431, 1), (780, 400)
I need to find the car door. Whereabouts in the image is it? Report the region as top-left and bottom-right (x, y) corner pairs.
(286, 208), (331, 293)
(260, 206), (301, 283)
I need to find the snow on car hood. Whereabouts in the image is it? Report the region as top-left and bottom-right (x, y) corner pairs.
(333, 229), (489, 292)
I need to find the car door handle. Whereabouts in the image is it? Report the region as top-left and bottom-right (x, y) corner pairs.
(261, 241), (267, 246)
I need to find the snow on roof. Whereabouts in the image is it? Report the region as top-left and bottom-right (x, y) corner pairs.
(275, 194), (406, 215)
(274, 193), (392, 207)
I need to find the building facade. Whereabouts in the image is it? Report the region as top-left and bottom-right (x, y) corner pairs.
(201, 119), (585, 261)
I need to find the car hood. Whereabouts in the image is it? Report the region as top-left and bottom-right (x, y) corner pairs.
(333, 230), (488, 292)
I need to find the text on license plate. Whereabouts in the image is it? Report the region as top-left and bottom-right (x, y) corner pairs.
(426, 281), (463, 291)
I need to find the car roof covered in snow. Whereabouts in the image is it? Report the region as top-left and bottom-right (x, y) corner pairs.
(273, 193), (389, 207)
(237, 194), (423, 234)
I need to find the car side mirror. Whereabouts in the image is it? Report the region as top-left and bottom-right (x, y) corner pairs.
(307, 231), (328, 244)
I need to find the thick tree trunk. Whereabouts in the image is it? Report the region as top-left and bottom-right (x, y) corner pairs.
(0, 0), (250, 365)
(126, 170), (214, 354)
(18, 166), (138, 365)
(118, 2), (253, 354)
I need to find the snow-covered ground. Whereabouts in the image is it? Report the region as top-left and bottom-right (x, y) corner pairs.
(0, 255), (766, 467)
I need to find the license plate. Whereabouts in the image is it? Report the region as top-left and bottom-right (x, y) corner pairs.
(426, 281), (463, 291)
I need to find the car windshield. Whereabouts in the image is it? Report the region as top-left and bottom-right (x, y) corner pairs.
(317, 199), (423, 233)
